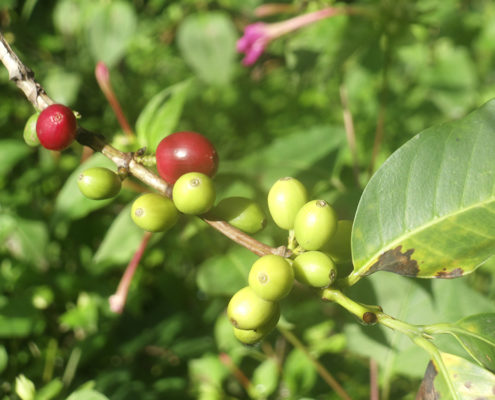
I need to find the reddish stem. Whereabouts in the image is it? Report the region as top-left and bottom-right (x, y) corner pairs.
(95, 61), (134, 138)
(370, 358), (379, 400)
(109, 231), (152, 313)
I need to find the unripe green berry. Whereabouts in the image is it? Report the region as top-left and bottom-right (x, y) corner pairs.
(293, 251), (337, 288)
(172, 172), (215, 215)
(268, 177), (308, 230)
(131, 193), (179, 232)
(77, 167), (121, 200)
(233, 306), (280, 345)
(23, 112), (40, 147)
(227, 286), (279, 330)
(209, 197), (266, 234)
(321, 220), (353, 263)
(294, 200), (338, 250)
(248, 255), (294, 301)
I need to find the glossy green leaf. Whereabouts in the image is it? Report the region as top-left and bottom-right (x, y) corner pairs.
(86, 1), (137, 67)
(351, 100), (495, 282)
(135, 79), (191, 150)
(417, 352), (495, 400)
(196, 247), (256, 296)
(54, 154), (116, 221)
(0, 139), (31, 177)
(177, 12), (237, 85)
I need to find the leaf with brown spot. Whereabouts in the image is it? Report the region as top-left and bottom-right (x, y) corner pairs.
(350, 100), (495, 284)
(417, 353), (495, 400)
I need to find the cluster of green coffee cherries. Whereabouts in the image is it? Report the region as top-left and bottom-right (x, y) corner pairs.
(227, 177), (352, 345)
(76, 168), (351, 345)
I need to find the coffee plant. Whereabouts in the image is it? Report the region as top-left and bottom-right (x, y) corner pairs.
(0, 1), (494, 400)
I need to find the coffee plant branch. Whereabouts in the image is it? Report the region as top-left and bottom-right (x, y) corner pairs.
(0, 31), (288, 258)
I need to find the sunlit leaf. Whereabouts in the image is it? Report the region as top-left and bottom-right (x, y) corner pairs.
(351, 100), (495, 282)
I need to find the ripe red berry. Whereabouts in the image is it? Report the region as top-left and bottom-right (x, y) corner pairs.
(36, 104), (77, 151)
(156, 131), (219, 184)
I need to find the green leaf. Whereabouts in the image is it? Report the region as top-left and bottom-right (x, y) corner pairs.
(54, 153), (116, 221)
(222, 124), (344, 190)
(435, 313), (495, 373)
(86, 1), (137, 67)
(189, 354), (229, 390)
(351, 100), (495, 282)
(250, 358), (279, 399)
(92, 203), (147, 272)
(345, 274), (495, 380)
(0, 139), (31, 177)
(0, 345), (7, 374)
(283, 348), (317, 397)
(35, 379), (63, 400)
(66, 389), (109, 400)
(0, 214), (48, 267)
(135, 79), (191, 150)
(196, 246), (256, 296)
(177, 12), (237, 85)
(417, 352), (495, 400)
(44, 68), (81, 107)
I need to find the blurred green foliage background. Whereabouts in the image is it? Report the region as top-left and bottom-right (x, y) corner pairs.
(0, 0), (494, 399)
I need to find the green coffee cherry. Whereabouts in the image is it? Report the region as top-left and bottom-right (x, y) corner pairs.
(268, 177), (308, 230)
(172, 172), (215, 215)
(77, 167), (121, 200)
(248, 255), (294, 301)
(293, 251), (337, 288)
(322, 220), (353, 263)
(210, 197), (266, 234)
(23, 112), (40, 147)
(131, 193), (179, 232)
(294, 200), (338, 250)
(233, 306), (280, 345)
(227, 286), (279, 330)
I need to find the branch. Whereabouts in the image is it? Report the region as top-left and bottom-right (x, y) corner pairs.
(0, 31), (287, 258)
(0, 32), (53, 110)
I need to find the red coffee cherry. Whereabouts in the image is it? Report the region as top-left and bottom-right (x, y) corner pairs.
(36, 104), (77, 151)
(156, 131), (219, 184)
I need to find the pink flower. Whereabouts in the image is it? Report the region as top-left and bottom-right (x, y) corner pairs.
(237, 7), (342, 66)
(237, 23), (271, 66)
